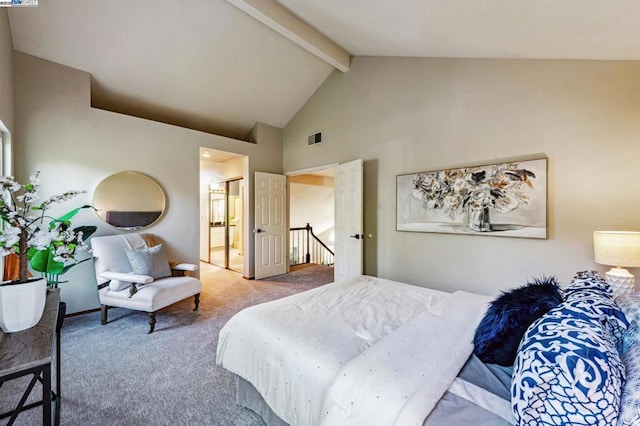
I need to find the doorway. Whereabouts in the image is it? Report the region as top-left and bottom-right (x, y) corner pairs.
(284, 160), (363, 281)
(209, 178), (244, 273)
(285, 165), (337, 281)
(199, 148), (246, 275)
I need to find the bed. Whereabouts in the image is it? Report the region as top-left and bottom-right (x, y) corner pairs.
(217, 272), (639, 426)
(217, 275), (514, 425)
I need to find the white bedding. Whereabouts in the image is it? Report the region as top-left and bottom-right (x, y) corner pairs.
(319, 290), (492, 425)
(216, 275), (489, 426)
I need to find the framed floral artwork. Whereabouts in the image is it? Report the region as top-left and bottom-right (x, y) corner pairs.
(396, 158), (547, 239)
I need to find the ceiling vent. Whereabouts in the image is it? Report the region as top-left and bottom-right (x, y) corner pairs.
(307, 131), (322, 146)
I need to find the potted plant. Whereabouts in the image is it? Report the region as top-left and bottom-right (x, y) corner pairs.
(0, 170), (95, 333)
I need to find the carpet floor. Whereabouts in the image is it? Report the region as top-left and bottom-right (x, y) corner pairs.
(0, 264), (334, 425)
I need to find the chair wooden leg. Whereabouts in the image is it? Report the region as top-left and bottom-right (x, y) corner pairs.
(194, 293), (200, 311)
(101, 304), (108, 325)
(129, 283), (138, 298)
(148, 312), (156, 334)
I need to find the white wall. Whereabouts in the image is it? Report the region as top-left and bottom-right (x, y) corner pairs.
(200, 158), (244, 197)
(290, 182), (334, 248)
(0, 9), (13, 133)
(14, 52), (282, 313)
(284, 56), (640, 296)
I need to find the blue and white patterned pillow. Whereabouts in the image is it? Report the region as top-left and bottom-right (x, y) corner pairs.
(615, 292), (640, 354)
(619, 344), (640, 426)
(563, 271), (629, 351)
(564, 271), (613, 299)
(512, 271), (626, 425)
(562, 296), (629, 352)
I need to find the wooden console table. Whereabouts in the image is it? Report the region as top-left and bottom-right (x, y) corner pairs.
(0, 289), (62, 425)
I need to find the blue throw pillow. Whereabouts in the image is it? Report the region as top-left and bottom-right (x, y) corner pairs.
(473, 276), (563, 366)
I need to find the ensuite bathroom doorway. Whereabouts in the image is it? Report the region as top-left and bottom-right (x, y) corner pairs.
(199, 148), (246, 275)
(209, 178), (244, 273)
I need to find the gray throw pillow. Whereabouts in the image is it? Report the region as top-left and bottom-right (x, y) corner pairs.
(126, 244), (171, 280)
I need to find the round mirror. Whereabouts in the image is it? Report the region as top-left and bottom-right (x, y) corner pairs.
(93, 171), (166, 230)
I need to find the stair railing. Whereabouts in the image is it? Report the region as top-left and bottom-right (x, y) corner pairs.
(289, 223), (334, 266)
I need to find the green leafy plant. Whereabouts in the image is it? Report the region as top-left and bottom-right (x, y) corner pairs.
(0, 170), (96, 288)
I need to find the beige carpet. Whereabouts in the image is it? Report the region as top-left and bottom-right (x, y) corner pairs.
(201, 262), (335, 287)
(0, 263), (334, 426)
(259, 263), (335, 285)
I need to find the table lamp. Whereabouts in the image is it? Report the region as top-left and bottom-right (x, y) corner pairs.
(593, 231), (640, 297)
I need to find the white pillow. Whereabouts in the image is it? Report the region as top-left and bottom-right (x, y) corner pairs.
(109, 279), (132, 292)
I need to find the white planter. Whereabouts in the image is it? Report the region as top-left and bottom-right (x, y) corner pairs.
(0, 278), (47, 333)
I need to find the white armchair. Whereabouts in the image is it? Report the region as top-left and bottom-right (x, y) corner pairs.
(91, 233), (202, 333)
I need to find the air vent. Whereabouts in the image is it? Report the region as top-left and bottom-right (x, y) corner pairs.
(307, 132), (322, 146)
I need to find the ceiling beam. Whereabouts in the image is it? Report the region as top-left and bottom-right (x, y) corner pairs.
(227, 0), (350, 72)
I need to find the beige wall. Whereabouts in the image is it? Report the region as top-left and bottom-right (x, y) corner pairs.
(290, 181), (334, 248)
(14, 52), (282, 313)
(0, 9), (13, 134)
(222, 156), (245, 179)
(284, 56), (640, 296)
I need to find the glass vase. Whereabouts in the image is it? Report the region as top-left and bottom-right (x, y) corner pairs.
(467, 204), (491, 232)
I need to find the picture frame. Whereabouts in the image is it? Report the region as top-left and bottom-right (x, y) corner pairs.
(396, 158), (548, 239)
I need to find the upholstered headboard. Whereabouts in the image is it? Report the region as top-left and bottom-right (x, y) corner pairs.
(105, 211), (161, 228)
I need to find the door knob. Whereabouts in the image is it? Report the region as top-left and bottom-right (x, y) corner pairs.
(349, 234), (362, 239)
(254, 229), (263, 234)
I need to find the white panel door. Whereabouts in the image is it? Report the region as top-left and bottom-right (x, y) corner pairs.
(334, 159), (363, 281)
(254, 172), (287, 279)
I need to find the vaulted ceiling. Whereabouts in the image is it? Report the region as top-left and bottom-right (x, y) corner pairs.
(7, 0), (640, 140)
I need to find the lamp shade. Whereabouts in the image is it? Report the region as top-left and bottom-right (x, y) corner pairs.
(593, 231), (640, 267)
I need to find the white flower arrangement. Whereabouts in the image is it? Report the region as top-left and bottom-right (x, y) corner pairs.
(0, 170), (96, 287)
(411, 163), (536, 221)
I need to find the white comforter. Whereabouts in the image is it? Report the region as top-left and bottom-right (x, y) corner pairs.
(216, 275), (490, 426)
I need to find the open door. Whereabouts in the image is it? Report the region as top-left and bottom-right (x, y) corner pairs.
(254, 172), (287, 279)
(334, 159), (363, 281)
